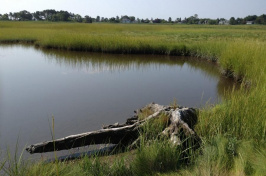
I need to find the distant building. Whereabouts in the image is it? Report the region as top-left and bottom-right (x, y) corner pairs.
(121, 16), (131, 23)
(246, 21), (254, 25)
(219, 20), (229, 25)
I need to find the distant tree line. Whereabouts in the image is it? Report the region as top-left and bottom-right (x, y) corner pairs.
(0, 10), (93, 23)
(0, 10), (265, 25)
(229, 15), (266, 25)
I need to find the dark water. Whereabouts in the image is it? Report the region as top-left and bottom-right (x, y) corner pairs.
(0, 45), (234, 160)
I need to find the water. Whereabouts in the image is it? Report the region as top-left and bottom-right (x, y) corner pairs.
(0, 44), (234, 160)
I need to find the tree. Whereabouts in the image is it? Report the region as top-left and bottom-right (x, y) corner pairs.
(0, 13), (9, 20)
(9, 12), (13, 20)
(57, 11), (70, 21)
(235, 18), (244, 25)
(73, 14), (82, 22)
(229, 17), (236, 25)
(33, 11), (44, 21)
(200, 19), (206, 24)
(175, 18), (181, 23)
(183, 17), (187, 23)
(12, 12), (19, 20)
(208, 19), (217, 25)
(109, 17), (117, 23)
(96, 16), (100, 22)
(143, 18), (150, 23)
(255, 14), (266, 24)
(153, 18), (162, 23)
(18, 10), (33, 21)
(129, 16), (135, 22)
(244, 15), (257, 22)
(168, 17), (172, 23)
(43, 9), (57, 20)
(187, 16), (195, 24)
(84, 16), (92, 23)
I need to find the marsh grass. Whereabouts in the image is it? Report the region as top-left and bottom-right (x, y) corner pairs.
(132, 139), (182, 176)
(1, 139), (27, 176)
(80, 155), (133, 176)
(0, 22), (265, 175)
(139, 113), (169, 141)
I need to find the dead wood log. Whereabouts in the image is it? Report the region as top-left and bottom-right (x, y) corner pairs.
(26, 123), (140, 154)
(26, 103), (201, 154)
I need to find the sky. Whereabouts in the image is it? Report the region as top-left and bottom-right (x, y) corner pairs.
(1, 0), (265, 20)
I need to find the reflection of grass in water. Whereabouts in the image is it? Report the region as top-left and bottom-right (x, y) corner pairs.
(0, 22), (265, 175)
(40, 48), (221, 78)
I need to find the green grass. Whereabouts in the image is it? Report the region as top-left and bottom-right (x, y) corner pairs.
(0, 21), (265, 175)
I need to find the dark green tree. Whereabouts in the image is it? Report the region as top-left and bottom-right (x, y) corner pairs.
(57, 11), (70, 21)
(153, 18), (162, 23)
(229, 17), (236, 25)
(116, 16), (120, 21)
(13, 12), (20, 20)
(0, 13), (9, 20)
(208, 19), (217, 25)
(33, 11), (44, 21)
(109, 17), (115, 22)
(129, 16), (135, 22)
(255, 14), (266, 24)
(244, 15), (257, 21)
(43, 9), (57, 20)
(84, 16), (92, 23)
(19, 10), (32, 20)
(143, 18), (150, 23)
(96, 16), (100, 22)
(168, 17), (172, 23)
(73, 14), (82, 22)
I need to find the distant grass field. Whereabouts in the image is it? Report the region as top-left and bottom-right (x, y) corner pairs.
(0, 21), (265, 175)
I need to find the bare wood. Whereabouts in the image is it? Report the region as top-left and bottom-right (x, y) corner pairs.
(26, 123), (139, 154)
(26, 103), (200, 154)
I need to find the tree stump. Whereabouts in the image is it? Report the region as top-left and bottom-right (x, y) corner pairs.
(26, 103), (201, 154)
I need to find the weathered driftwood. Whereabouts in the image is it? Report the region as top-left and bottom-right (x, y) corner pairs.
(26, 103), (201, 154)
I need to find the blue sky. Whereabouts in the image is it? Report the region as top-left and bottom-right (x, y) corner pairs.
(1, 0), (265, 19)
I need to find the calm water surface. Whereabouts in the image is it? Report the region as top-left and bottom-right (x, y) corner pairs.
(0, 45), (234, 159)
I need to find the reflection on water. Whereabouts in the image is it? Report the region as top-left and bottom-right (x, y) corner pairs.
(41, 48), (237, 97)
(0, 44), (237, 160)
(41, 47), (220, 78)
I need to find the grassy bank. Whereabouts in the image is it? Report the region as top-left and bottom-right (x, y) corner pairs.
(0, 22), (265, 175)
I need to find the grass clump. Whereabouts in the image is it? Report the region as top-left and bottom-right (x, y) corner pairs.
(81, 156), (133, 176)
(132, 139), (182, 176)
(197, 86), (266, 142)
